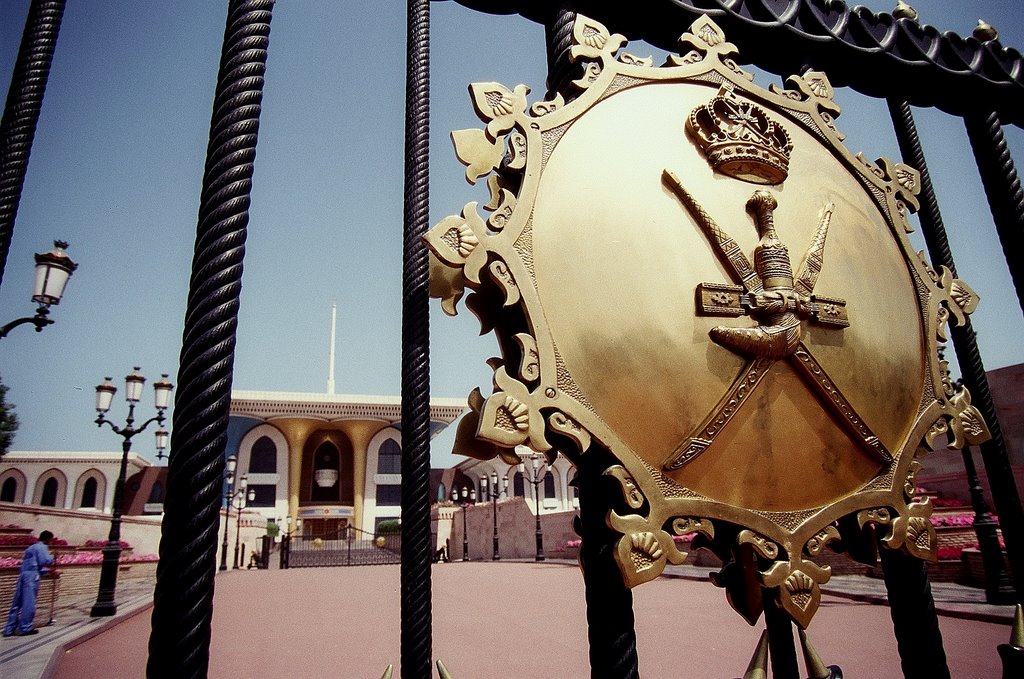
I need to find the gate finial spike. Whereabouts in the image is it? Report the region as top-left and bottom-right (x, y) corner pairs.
(799, 629), (842, 679)
(379, 665), (393, 679)
(973, 19), (998, 42)
(1010, 604), (1024, 648)
(892, 2), (918, 22)
(437, 659), (455, 678)
(738, 630), (769, 679)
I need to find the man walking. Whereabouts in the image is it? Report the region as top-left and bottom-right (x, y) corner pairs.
(2, 530), (55, 637)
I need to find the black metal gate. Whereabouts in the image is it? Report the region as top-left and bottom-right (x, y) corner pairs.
(281, 528), (401, 568)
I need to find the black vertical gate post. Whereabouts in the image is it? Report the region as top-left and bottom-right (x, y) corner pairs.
(147, 2), (274, 677)
(0, 0), (65, 289)
(576, 449), (640, 679)
(543, 2), (576, 101)
(763, 597), (800, 679)
(963, 108), (1024, 316)
(888, 97), (1024, 603)
(401, 0), (432, 677)
(879, 546), (951, 679)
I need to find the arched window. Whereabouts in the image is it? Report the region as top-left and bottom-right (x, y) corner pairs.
(0, 477), (16, 502)
(40, 478), (58, 507)
(543, 473), (556, 500)
(249, 436), (277, 473)
(81, 477), (98, 508)
(148, 480), (164, 504)
(513, 471), (525, 497)
(377, 439), (401, 474)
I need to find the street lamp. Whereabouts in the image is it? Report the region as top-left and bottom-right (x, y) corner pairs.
(451, 486), (477, 561)
(219, 455), (238, 571)
(0, 240), (78, 339)
(480, 472), (505, 561)
(233, 478), (255, 569)
(519, 454), (551, 562)
(90, 367), (173, 617)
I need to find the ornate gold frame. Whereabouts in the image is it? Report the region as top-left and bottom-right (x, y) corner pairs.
(424, 14), (988, 629)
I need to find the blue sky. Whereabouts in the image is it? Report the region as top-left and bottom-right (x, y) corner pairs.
(0, 1), (1021, 466)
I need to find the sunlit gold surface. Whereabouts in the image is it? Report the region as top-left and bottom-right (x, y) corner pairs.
(533, 82), (923, 508)
(424, 13), (991, 630)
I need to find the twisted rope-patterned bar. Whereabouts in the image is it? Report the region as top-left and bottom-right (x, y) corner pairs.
(879, 547), (951, 679)
(0, 0), (64, 289)
(147, 2), (274, 677)
(450, 0), (1024, 127)
(964, 111), (1024, 317)
(543, 4), (576, 100)
(888, 99), (1024, 603)
(577, 448), (640, 679)
(402, 0), (432, 677)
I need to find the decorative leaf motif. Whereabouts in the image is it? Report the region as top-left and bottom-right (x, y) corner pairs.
(427, 251), (465, 317)
(530, 93), (564, 117)
(572, 62), (602, 90)
(468, 82), (529, 139)
(738, 530), (778, 559)
(476, 367), (551, 452)
(451, 128), (504, 185)
(877, 157), (921, 212)
(547, 411), (592, 454)
(483, 175), (517, 232)
(805, 526), (840, 556)
(570, 16), (626, 62)
(606, 465), (645, 509)
(513, 332), (539, 381)
(618, 53), (653, 67)
(670, 16), (742, 72)
(505, 130), (527, 171)
(948, 386), (992, 448)
(422, 204), (489, 286)
(612, 526), (672, 587)
(488, 260), (520, 307)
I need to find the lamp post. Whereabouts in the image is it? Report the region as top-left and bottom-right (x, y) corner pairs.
(451, 486), (477, 561)
(233, 478), (255, 569)
(519, 454), (551, 562)
(219, 455), (238, 571)
(90, 367), (173, 617)
(0, 241), (77, 339)
(480, 472), (505, 561)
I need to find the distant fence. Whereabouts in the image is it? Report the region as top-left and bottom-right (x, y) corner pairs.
(280, 528), (401, 568)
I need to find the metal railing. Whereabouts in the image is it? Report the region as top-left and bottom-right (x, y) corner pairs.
(281, 528), (401, 568)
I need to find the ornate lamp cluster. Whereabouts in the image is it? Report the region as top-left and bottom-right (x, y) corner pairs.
(450, 486), (477, 561)
(479, 473), (506, 561)
(219, 454), (256, 571)
(90, 367), (173, 617)
(518, 454), (551, 562)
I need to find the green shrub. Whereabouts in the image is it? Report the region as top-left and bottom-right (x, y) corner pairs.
(376, 520), (401, 535)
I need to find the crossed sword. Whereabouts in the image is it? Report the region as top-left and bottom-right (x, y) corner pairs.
(661, 169), (892, 471)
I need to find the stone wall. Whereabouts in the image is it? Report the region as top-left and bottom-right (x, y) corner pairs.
(1, 503), (163, 554)
(446, 496), (577, 561)
(0, 502), (270, 562)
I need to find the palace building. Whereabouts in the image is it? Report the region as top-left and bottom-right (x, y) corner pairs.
(225, 390), (464, 536)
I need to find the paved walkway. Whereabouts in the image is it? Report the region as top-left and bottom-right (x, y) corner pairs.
(0, 577), (157, 679)
(2, 560), (1018, 678)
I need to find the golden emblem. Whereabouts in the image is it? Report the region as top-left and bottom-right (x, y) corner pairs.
(425, 14), (990, 631)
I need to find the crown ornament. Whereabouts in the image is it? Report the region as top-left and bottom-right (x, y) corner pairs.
(686, 88), (793, 185)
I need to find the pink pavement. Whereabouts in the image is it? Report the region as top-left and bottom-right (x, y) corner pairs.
(49, 562), (1006, 678)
